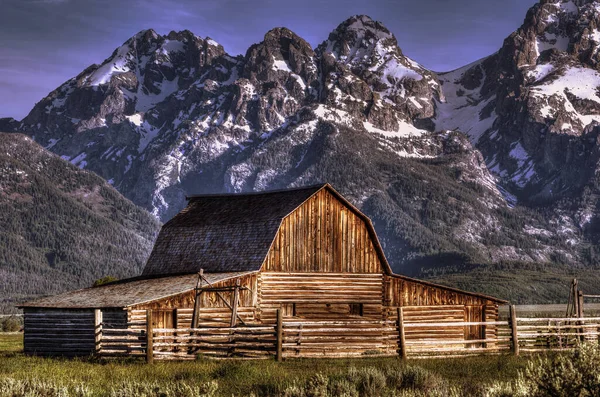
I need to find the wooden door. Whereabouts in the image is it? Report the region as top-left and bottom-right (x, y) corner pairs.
(152, 310), (174, 329)
(465, 305), (484, 347)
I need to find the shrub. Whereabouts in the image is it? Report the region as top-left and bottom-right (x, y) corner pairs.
(282, 373), (329, 397)
(304, 373), (329, 397)
(485, 343), (600, 397)
(0, 378), (219, 397)
(347, 367), (386, 397)
(93, 276), (119, 287)
(282, 382), (306, 397)
(0, 378), (91, 397)
(1, 316), (22, 332)
(328, 378), (358, 397)
(385, 365), (450, 395)
(108, 380), (218, 397)
(519, 343), (600, 397)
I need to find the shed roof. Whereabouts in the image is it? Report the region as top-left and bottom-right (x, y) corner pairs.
(142, 184), (327, 276)
(18, 272), (253, 309)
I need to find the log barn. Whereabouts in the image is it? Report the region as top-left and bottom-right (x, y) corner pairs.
(20, 183), (506, 358)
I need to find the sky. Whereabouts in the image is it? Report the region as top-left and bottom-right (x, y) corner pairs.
(0, 0), (538, 120)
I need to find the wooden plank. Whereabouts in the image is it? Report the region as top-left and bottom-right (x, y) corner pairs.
(94, 309), (102, 354)
(276, 308), (283, 362)
(510, 305), (519, 357)
(398, 307), (406, 360)
(146, 309), (154, 364)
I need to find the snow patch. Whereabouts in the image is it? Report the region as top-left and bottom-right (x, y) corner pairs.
(87, 42), (132, 86)
(527, 64), (555, 83)
(70, 152), (87, 168)
(363, 120), (426, 138)
(126, 113), (144, 126)
(45, 138), (59, 149)
(272, 57), (291, 73)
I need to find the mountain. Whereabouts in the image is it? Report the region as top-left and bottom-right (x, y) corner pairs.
(0, 133), (160, 313)
(5, 3), (600, 301)
(435, 0), (600, 255)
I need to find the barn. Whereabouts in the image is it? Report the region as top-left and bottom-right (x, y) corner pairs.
(20, 183), (507, 359)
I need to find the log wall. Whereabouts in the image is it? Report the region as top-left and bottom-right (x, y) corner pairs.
(257, 272), (384, 323)
(23, 308), (97, 357)
(262, 189), (383, 273)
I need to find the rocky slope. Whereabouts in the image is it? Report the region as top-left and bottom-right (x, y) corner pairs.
(0, 133), (160, 312)
(434, 0), (600, 259)
(3, 5), (599, 280)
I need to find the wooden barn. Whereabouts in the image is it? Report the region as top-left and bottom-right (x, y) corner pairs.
(20, 184), (507, 359)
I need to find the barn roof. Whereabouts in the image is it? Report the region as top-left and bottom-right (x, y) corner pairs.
(18, 272), (253, 309)
(142, 184), (330, 276)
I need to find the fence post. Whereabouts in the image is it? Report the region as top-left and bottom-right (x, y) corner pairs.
(146, 309), (154, 364)
(276, 308), (283, 362)
(578, 291), (585, 342)
(94, 309), (103, 356)
(482, 305), (487, 349)
(573, 279), (579, 317)
(173, 309), (179, 352)
(397, 307), (407, 359)
(509, 305), (519, 356)
(230, 279), (240, 327)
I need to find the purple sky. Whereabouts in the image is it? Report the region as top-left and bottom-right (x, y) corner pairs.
(0, 0), (537, 120)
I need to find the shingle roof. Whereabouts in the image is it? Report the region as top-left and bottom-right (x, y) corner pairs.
(142, 184), (326, 276)
(19, 272), (254, 309)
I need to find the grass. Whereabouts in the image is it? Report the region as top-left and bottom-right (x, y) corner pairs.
(0, 333), (532, 396)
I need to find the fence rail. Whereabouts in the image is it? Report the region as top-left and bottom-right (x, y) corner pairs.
(95, 306), (600, 362)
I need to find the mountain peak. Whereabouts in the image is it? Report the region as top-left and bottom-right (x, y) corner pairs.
(260, 27), (313, 53)
(335, 15), (393, 40)
(318, 15), (398, 64)
(132, 29), (159, 42)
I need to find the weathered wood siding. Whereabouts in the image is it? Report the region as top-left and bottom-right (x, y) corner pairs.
(102, 309), (128, 329)
(257, 273), (384, 323)
(262, 189), (383, 273)
(385, 275), (495, 307)
(23, 308), (96, 356)
(129, 274), (259, 327)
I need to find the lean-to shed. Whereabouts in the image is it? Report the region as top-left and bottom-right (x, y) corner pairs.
(20, 183), (506, 357)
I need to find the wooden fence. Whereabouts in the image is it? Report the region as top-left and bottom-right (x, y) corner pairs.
(95, 306), (600, 362)
(282, 320), (398, 358)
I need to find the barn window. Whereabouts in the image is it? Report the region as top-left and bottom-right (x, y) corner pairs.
(350, 303), (364, 316)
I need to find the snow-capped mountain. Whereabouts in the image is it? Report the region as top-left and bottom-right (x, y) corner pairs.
(3, 5), (600, 275)
(435, 0), (600, 249)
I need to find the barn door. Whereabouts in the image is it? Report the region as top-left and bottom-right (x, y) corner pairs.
(152, 309), (174, 329)
(464, 305), (484, 347)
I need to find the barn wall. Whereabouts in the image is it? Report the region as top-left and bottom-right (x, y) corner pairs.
(102, 309), (128, 329)
(262, 189), (383, 273)
(129, 274), (259, 327)
(257, 272), (384, 323)
(384, 275), (496, 307)
(23, 308), (97, 356)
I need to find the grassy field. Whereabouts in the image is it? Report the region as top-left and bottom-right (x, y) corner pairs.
(0, 333), (534, 396)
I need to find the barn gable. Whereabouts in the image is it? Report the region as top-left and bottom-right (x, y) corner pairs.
(262, 187), (389, 274)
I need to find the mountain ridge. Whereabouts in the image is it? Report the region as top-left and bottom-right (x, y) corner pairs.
(2, 2), (600, 288)
(0, 132), (160, 312)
